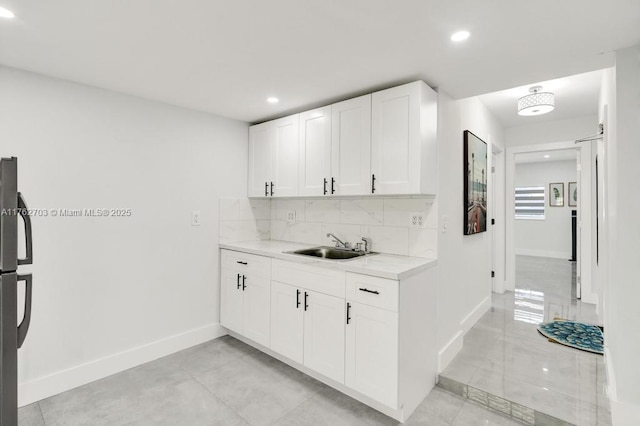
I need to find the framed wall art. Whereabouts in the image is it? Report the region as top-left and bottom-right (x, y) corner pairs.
(549, 182), (564, 207)
(463, 130), (488, 235)
(568, 182), (578, 207)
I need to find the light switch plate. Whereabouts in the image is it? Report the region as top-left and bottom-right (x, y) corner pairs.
(192, 210), (201, 226)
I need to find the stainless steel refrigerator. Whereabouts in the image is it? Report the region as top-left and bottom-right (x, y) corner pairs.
(0, 157), (33, 425)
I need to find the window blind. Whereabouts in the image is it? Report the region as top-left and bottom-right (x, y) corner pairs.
(515, 186), (545, 219)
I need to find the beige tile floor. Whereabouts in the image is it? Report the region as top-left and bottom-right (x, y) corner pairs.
(18, 337), (523, 425)
(440, 256), (610, 425)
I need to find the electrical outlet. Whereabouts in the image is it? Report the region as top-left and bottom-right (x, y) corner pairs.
(286, 210), (296, 224)
(442, 215), (448, 233)
(192, 210), (201, 226)
(409, 212), (426, 228)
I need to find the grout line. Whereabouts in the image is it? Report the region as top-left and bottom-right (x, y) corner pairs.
(37, 402), (47, 426)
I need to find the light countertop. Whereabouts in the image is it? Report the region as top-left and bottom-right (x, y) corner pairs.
(219, 240), (437, 280)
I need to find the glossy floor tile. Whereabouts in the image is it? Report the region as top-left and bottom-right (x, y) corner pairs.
(441, 256), (611, 426)
(20, 335), (520, 425)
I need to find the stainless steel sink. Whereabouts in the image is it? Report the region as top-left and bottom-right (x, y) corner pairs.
(286, 246), (374, 261)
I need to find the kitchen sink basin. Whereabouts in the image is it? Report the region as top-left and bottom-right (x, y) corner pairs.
(286, 246), (374, 261)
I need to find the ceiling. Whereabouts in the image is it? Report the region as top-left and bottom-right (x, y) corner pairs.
(0, 1), (638, 123)
(515, 149), (577, 164)
(477, 70), (605, 128)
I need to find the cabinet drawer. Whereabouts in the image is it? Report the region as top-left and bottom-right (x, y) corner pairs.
(272, 259), (345, 298)
(221, 249), (271, 279)
(346, 273), (398, 312)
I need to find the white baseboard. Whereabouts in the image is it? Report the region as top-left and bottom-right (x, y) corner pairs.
(438, 331), (463, 373)
(604, 346), (617, 401)
(604, 346), (640, 425)
(18, 323), (226, 407)
(461, 296), (491, 334)
(514, 248), (571, 260)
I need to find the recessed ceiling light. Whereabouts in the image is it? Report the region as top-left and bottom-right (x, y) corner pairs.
(0, 6), (15, 19)
(267, 97), (279, 104)
(451, 31), (470, 42)
(544, 155), (551, 158)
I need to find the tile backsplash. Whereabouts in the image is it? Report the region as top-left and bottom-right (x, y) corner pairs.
(219, 197), (438, 258)
(218, 198), (271, 243)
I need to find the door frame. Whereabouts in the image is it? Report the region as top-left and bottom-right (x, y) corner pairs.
(491, 149), (506, 293)
(505, 140), (596, 304)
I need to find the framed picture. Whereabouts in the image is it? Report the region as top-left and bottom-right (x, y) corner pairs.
(568, 182), (578, 207)
(549, 182), (564, 207)
(463, 130), (488, 235)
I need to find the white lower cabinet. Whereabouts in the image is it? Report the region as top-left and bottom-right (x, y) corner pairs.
(220, 250), (271, 347)
(302, 290), (345, 383)
(270, 281), (304, 363)
(270, 280), (345, 383)
(345, 301), (398, 408)
(221, 251), (437, 422)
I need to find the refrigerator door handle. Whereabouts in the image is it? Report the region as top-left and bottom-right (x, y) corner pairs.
(17, 273), (32, 348)
(17, 192), (33, 266)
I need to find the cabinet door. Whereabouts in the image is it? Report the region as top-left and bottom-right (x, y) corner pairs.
(371, 82), (421, 195)
(345, 302), (398, 408)
(272, 115), (299, 197)
(303, 290), (345, 383)
(242, 274), (271, 347)
(220, 267), (244, 334)
(248, 122), (274, 197)
(331, 95), (371, 196)
(298, 107), (332, 196)
(270, 281), (304, 363)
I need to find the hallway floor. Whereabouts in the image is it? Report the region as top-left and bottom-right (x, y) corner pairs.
(439, 256), (610, 425)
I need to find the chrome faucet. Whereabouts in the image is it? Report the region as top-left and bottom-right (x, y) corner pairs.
(361, 237), (372, 253)
(326, 233), (350, 249)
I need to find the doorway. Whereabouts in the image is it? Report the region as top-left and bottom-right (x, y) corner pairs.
(506, 140), (595, 305)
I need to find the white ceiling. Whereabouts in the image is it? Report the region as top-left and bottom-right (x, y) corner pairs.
(476, 70), (605, 128)
(515, 149), (577, 164)
(0, 1), (638, 123)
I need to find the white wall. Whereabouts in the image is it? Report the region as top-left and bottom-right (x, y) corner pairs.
(436, 93), (505, 370)
(514, 160), (576, 259)
(0, 67), (249, 405)
(600, 45), (640, 425)
(505, 115), (598, 147)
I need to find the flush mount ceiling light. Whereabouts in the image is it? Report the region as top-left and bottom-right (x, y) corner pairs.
(544, 155), (551, 158)
(266, 97), (279, 104)
(0, 6), (15, 19)
(450, 30), (470, 42)
(518, 86), (555, 116)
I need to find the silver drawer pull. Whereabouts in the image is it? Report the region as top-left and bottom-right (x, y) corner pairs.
(359, 288), (379, 295)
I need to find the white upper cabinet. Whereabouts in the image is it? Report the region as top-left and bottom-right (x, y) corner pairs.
(371, 81), (438, 195)
(248, 114), (299, 198)
(248, 121), (274, 197)
(298, 107), (332, 196)
(331, 95), (372, 196)
(272, 115), (299, 197)
(247, 81), (437, 198)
